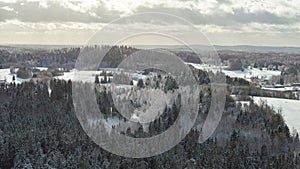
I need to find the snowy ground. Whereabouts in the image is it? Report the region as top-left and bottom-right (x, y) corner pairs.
(1, 63), (281, 85)
(0, 68), (30, 84)
(186, 62), (281, 82)
(253, 96), (300, 133)
(56, 70), (156, 83)
(187, 62), (293, 92)
(0, 68), (107, 84)
(261, 85), (299, 92)
(55, 70), (103, 83)
(186, 63), (225, 73)
(0, 67), (156, 84)
(222, 68), (281, 81)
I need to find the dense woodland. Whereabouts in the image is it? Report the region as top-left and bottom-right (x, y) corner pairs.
(0, 68), (299, 168)
(0, 45), (300, 168)
(0, 46), (136, 69)
(217, 50), (300, 69)
(1, 45), (299, 74)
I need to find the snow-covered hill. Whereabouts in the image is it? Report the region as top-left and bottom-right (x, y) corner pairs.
(253, 96), (300, 133)
(187, 62), (281, 82)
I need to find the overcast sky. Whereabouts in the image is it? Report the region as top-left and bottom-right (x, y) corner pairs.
(0, 0), (299, 46)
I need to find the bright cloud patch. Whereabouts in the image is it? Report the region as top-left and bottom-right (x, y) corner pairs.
(0, 0), (299, 45)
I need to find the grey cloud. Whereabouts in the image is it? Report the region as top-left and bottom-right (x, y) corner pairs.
(0, 8), (16, 21)
(0, 1), (121, 23)
(0, 1), (298, 27)
(215, 0), (232, 4)
(133, 6), (298, 26)
(230, 8), (297, 25)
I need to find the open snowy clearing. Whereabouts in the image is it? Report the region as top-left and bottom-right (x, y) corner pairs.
(0, 68), (156, 84)
(187, 62), (281, 82)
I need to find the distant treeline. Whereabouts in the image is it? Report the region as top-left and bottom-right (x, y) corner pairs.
(0, 45), (215, 69)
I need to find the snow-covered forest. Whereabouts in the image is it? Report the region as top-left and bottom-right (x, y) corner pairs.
(0, 45), (299, 168)
(0, 69), (299, 168)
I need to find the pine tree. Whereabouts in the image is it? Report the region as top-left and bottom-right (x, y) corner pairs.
(95, 75), (100, 84)
(137, 79), (144, 88)
(101, 71), (108, 84)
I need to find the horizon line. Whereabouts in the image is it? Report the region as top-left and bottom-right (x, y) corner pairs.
(0, 43), (300, 48)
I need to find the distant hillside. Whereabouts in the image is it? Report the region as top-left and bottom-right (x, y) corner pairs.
(1, 44), (300, 53)
(135, 45), (300, 53)
(213, 45), (300, 53)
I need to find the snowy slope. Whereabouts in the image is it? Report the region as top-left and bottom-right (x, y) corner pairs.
(253, 96), (300, 133)
(187, 62), (281, 82)
(222, 68), (281, 81)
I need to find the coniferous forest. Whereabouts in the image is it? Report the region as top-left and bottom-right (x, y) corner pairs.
(0, 69), (299, 168)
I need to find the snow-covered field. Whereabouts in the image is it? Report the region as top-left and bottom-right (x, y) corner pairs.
(186, 63), (225, 73)
(0, 67), (156, 84)
(253, 96), (300, 133)
(261, 85), (299, 92)
(1, 63), (281, 85)
(56, 70), (103, 82)
(222, 68), (281, 81)
(0, 67), (49, 84)
(0, 68), (107, 84)
(0, 68), (30, 84)
(187, 62), (281, 82)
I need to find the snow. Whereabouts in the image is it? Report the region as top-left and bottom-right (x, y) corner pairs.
(237, 101), (251, 106)
(131, 72), (157, 80)
(56, 69), (155, 83)
(253, 96), (300, 133)
(55, 70), (103, 83)
(222, 68), (281, 81)
(112, 87), (174, 123)
(187, 63), (298, 93)
(131, 114), (140, 121)
(0, 67), (60, 84)
(261, 86), (299, 92)
(106, 117), (124, 127)
(0, 68), (113, 84)
(1, 66), (159, 85)
(0, 68), (31, 84)
(186, 62), (281, 82)
(186, 63), (225, 73)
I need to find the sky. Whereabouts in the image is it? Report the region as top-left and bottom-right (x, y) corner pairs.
(0, 0), (299, 46)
